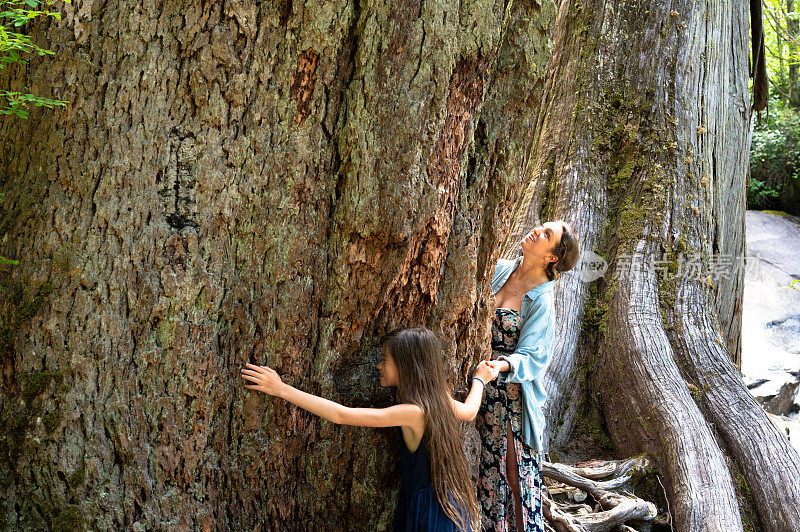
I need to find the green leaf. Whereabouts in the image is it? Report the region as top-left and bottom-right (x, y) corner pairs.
(1, 0), (68, 120)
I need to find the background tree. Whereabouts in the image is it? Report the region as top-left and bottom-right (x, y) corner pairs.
(764, 0), (800, 105)
(754, 0), (800, 215)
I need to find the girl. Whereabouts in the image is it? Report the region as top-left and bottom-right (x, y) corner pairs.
(241, 327), (498, 531)
(479, 221), (580, 531)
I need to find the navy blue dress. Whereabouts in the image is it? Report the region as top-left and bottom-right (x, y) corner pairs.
(394, 432), (469, 532)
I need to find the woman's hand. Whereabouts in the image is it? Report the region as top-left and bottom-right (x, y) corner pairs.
(485, 359), (511, 374)
(473, 360), (500, 383)
(241, 363), (285, 396)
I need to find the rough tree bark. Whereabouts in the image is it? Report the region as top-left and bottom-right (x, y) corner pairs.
(0, 0), (555, 529)
(502, 1), (800, 531)
(3, 0), (798, 530)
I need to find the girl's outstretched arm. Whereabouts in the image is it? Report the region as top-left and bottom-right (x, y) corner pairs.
(451, 360), (499, 421)
(241, 364), (424, 429)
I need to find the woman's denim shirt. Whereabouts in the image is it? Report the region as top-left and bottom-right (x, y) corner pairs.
(493, 258), (555, 453)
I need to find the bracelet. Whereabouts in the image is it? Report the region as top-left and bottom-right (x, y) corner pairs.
(472, 377), (486, 388)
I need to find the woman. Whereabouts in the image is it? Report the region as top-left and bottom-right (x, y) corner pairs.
(477, 221), (580, 531)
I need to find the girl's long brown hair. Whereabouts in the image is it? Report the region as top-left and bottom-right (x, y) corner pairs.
(382, 328), (479, 532)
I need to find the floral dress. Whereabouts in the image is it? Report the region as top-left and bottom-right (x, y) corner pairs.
(476, 308), (545, 531)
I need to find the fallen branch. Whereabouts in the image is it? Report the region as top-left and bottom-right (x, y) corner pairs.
(541, 457), (659, 532)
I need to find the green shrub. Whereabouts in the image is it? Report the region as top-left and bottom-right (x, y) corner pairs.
(747, 178), (781, 210)
(749, 102), (800, 212)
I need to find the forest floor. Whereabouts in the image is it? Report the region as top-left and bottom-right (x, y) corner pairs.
(742, 209), (800, 453)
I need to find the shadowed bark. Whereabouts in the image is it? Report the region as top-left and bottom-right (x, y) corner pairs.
(0, 0), (555, 529)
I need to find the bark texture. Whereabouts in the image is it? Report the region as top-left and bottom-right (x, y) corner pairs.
(0, 0), (555, 529)
(504, 1), (800, 531)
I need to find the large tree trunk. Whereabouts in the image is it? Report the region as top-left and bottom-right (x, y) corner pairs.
(0, 0), (555, 529)
(4, 0), (799, 530)
(505, 1), (800, 531)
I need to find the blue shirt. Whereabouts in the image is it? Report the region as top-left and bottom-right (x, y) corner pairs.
(492, 258), (555, 453)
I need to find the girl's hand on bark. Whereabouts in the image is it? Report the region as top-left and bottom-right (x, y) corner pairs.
(241, 364), (284, 396)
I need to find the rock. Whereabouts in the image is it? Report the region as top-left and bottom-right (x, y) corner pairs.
(747, 378), (770, 390)
(764, 381), (800, 416)
(743, 211), (800, 455)
(742, 211), (800, 400)
(767, 413), (800, 449)
(572, 489), (587, 502)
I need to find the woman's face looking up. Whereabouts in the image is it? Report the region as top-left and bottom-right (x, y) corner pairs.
(520, 221), (564, 262)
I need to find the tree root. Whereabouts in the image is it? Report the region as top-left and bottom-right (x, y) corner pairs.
(542, 456), (659, 532)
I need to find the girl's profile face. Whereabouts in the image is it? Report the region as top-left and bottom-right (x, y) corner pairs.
(378, 346), (399, 387)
